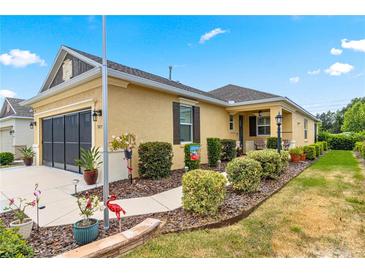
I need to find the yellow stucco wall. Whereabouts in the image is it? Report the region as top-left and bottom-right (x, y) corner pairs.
(31, 76), (317, 176)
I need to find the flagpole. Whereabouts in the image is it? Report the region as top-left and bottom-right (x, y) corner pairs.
(102, 15), (109, 230)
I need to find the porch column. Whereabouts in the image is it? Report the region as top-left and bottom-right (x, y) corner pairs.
(270, 106), (282, 137)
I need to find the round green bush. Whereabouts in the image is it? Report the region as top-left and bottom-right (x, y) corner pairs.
(184, 143), (200, 170)
(0, 220), (34, 258)
(247, 149), (282, 179)
(279, 150), (290, 172)
(207, 138), (222, 167)
(303, 145), (316, 160)
(226, 157), (262, 192)
(266, 137), (278, 149)
(327, 134), (356, 150)
(182, 169), (226, 215)
(220, 139), (236, 161)
(138, 142), (173, 179)
(0, 152), (14, 166)
(312, 143), (321, 157)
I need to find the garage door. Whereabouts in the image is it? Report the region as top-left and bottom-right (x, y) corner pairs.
(42, 109), (92, 173)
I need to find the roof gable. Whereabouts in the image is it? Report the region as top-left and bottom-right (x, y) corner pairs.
(0, 97), (33, 118)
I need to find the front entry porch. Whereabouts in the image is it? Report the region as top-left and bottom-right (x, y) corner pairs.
(228, 105), (295, 153)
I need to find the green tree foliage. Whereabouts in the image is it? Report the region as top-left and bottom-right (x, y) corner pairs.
(341, 101), (365, 132)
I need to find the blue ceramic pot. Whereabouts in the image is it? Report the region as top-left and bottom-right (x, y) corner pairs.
(73, 218), (99, 245)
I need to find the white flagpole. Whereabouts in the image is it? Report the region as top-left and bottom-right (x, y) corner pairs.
(102, 15), (109, 230)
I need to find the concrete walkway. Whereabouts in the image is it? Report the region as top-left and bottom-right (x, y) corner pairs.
(0, 165), (182, 227)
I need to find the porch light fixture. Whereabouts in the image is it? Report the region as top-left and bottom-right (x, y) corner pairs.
(275, 112), (283, 152)
(9, 129), (15, 136)
(29, 121), (37, 129)
(92, 110), (102, 122)
(258, 110), (262, 117)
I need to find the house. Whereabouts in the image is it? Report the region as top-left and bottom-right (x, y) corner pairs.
(22, 45), (319, 182)
(0, 97), (34, 159)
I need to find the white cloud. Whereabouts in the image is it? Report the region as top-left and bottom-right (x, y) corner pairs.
(0, 49), (46, 68)
(199, 28), (227, 44)
(289, 76), (300, 83)
(330, 48), (343, 56)
(308, 69), (321, 75)
(341, 38), (365, 53)
(0, 89), (16, 98)
(325, 62), (354, 76)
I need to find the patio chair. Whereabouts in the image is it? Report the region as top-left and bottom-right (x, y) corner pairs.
(254, 139), (266, 150)
(283, 139), (291, 150)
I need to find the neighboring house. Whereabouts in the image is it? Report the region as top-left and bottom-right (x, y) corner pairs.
(22, 45), (319, 182)
(0, 97), (34, 159)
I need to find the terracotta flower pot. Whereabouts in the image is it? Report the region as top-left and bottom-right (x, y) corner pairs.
(10, 218), (33, 239)
(290, 154), (301, 163)
(23, 157), (33, 166)
(300, 154), (306, 161)
(83, 169), (98, 185)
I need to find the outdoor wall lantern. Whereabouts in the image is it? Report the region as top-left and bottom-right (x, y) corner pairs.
(29, 121), (37, 129)
(9, 129), (15, 136)
(92, 110), (102, 122)
(258, 110), (262, 117)
(275, 112), (283, 152)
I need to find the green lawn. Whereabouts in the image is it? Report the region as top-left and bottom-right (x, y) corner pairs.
(125, 150), (365, 258)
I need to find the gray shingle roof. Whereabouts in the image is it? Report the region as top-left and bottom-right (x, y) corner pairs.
(0, 97), (33, 118)
(209, 84), (280, 103)
(66, 46), (222, 101)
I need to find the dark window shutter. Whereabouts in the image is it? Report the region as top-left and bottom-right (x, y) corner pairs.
(172, 102), (180, 144)
(249, 116), (257, 136)
(193, 106), (200, 143)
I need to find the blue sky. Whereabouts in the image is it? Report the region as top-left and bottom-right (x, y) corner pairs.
(0, 16), (364, 114)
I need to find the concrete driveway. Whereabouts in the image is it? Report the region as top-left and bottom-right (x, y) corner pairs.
(0, 165), (182, 227)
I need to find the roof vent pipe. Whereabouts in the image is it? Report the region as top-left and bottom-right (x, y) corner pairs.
(169, 66), (173, 80)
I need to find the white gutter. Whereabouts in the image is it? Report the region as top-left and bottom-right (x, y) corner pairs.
(21, 67), (101, 106)
(0, 116), (33, 122)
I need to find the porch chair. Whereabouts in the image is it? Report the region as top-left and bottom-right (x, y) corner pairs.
(254, 139), (266, 150)
(283, 139), (291, 150)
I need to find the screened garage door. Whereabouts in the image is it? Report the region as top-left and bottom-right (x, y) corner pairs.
(42, 109), (92, 173)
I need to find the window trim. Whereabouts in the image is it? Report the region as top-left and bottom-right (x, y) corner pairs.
(304, 118), (308, 140)
(229, 114), (234, 131)
(257, 116), (271, 136)
(179, 104), (193, 144)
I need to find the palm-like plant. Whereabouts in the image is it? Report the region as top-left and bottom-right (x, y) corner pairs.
(75, 147), (102, 171)
(19, 147), (35, 159)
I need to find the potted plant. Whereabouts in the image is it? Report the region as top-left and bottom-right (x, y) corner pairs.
(19, 146), (35, 166)
(75, 147), (102, 185)
(289, 147), (303, 163)
(4, 197), (36, 239)
(73, 192), (103, 245)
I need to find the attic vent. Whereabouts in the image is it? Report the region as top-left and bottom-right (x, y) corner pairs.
(228, 100), (235, 104)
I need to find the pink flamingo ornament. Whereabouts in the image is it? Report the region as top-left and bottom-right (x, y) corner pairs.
(106, 195), (126, 232)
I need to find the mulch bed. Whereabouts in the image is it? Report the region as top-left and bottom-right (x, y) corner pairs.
(76, 162), (227, 200)
(0, 160), (309, 258)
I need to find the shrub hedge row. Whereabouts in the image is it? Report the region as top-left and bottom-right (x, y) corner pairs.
(318, 132), (365, 150)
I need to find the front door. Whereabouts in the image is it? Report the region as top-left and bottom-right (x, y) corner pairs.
(41, 109), (91, 173)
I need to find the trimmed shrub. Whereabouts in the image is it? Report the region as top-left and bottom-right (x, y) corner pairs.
(247, 149), (282, 179)
(0, 220), (34, 258)
(182, 169), (226, 215)
(220, 139), (236, 161)
(0, 152), (14, 166)
(327, 134), (356, 150)
(322, 141), (328, 151)
(311, 144), (321, 157)
(138, 142), (173, 179)
(226, 157), (262, 192)
(316, 142), (324, 155)
(279, 150), (290, 172)
(184, 143), (200, 170)
(266, 137), (278, 149)
(354, 141), (364, 152)
(303, 146), (316, 160)
(207, 138), (222, 167)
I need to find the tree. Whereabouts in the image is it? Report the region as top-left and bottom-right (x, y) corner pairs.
(341, 101), (365, 132)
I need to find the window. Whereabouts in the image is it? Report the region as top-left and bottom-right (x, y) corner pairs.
(304, 119), (308, 140)
(257, 116), (271, 136)
(229, 115), (234, 130)
(180, 105), (193, 143)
